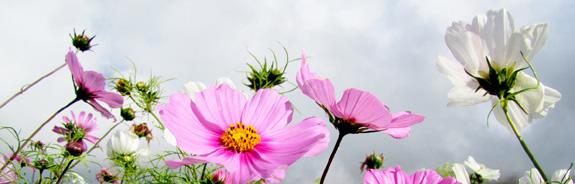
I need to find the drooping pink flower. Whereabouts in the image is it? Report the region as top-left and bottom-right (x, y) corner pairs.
(52, 111), (99, 144)
(297, 53), (424, 138)
(364, 166), (459, 184)
(159, 84), (329, 183)
(66, 50), (123, 119)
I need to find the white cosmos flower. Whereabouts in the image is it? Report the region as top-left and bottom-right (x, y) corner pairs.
(106, 130), (148, 157)
(464, 156), (500, 181)
(437, 8), (561, 132)
(519, 168), (573, 184)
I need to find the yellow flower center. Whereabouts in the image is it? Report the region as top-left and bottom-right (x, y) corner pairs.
(220, 122), (261, 152)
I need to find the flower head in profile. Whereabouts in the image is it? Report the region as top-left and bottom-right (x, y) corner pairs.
(106, 130), (148, 170)
(0, 155), (16, 184)
(70, 29), (96, 52)
(364, 166), (458, 184)
(297, 53), (424, 138)
(437, 9), (561, 132)
(52, 111), (99, 156)
(66, 50), (124, 119)
(159, 84), (329, 183)
(451, 156), (499, 184)
(519, 168), (573, 184)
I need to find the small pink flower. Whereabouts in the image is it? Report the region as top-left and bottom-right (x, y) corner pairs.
(96, 168), (120, 184)
(297, 53), (424, 138)
(53, 111), (99, 144)
(364, 166), (459, 184)
(159, 84), (329, 183)
(66, 50), (123, 119)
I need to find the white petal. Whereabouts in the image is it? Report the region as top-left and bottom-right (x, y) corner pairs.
(519, 23), (549, 62)
(183, 81), (207, 101)
(445, 23), (489, 75)
(163, 129), (178, 146)
(452, 163), (471, 184)
(216, 77), (236, 89)
(481, 9), (516, 66)
(519, 168), (544, 184)
(464, 156), (481, 172)
(538, 85), (561, 117)
(437, 56), (489, 106)
(447, 86), (489, 107)
(552, 169), (573, 184)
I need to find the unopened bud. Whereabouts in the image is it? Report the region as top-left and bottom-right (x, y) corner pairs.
(115, 78), (132, 96)
(135, 81), (147, 92)
(132, 123), (153, 142)
(121, 107), (136, 121)
(70, 29), (95, 52)
(66, 141), (87, 157)
(360, 153), (384, 171)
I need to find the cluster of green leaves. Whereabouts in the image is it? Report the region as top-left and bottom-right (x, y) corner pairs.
(245, 47), (295, 91)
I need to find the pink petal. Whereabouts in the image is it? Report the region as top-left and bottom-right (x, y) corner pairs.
(159, 93), (223, 155)
(87, 99), (114, 120)
(52, 126), (68, 135)
(57, 137), (66, 143)
(381, 127), (412, 139)
(241, 89), (293, 133)
(84, 135), (99, 144)
(94, 91), (124, 108)
(82, 71), (106, 91)
(266, 165), (288, 183)
(411, 169), (442, 184)
(300, 79), (337, 108)
(384, 111), (424, 129)
(258, 117), (329, 166)
(438, 177), (459, 184)
(364, 167), (410, 184)
(190, 84), (246, 129)
(295, 52), (320, 88)
(332, 88), (391, 129)
(65, 50), (84, 84)
(165, 157), (205, 169)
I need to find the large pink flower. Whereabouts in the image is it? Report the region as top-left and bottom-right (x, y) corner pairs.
(52, 111), (99, 144)
(159, 84), (329, 183)
(297, 53), (424, 138)
(364, 166), (459, 184)
(66, 50), (123, 119)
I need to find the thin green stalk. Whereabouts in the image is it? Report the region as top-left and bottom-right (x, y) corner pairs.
(0, 98), (79, 172)
(55, 158), (74, 184)
(502, 103), (549, 183)
(200, 163), (207, 180)
(319, 132), (345, 184)
(0, 63), (66, 109)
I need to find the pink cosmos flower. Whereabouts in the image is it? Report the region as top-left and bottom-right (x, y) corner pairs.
(296, 53), (424, 138)
(364, 166), (459, 184)
(96, 168), (120, 184)
(159, 84), (329, 183)
(66, 50), (123, 119)
(52, 111), (99, 144)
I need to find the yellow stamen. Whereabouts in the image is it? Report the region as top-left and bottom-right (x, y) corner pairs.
(220, 122), (261, 152)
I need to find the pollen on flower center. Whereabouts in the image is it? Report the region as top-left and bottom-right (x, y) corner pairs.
(220, 122), (261, 152)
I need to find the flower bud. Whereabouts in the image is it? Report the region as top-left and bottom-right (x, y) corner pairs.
(210, 169), (228, 184)
(70, 29), (95, 52)
(132, 123), (153, 142)
(115, 78), (132, 96)
(31, 141), (44, 150)
(360, 153), (384, 171)
(66, 141), (87, 157)
(121, 107), (136, 121)
(135, 81), (147, 92)
(33, 159), (50, 170)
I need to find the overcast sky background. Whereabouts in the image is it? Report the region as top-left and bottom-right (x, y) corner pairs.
(0, 0), (574, 183)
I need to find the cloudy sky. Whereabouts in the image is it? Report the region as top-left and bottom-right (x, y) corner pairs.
(1, 0), (574, 183)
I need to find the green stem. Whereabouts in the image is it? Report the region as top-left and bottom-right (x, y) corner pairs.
(55, 158), (74, 184)
(319, 132), (345, 184)
(0, 63), (66, 109)
(0, 98), (79, 172)
(200, 163), (207, 180)
(502, 103), (549, 183)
